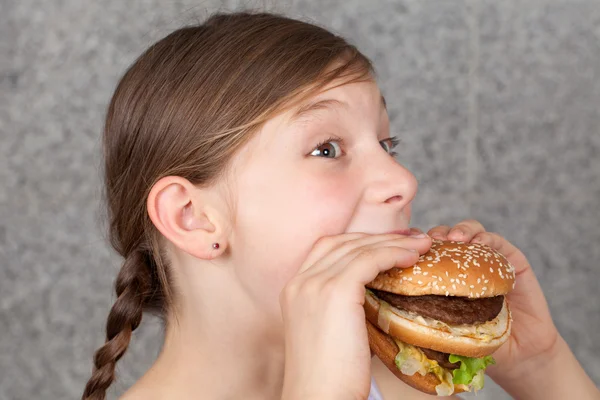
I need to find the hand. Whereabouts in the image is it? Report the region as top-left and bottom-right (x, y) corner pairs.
(279, 232), (432, 400)
(426, 221), (600, 400)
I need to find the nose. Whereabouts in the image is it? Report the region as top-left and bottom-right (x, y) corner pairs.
(362, 152), (418, 208)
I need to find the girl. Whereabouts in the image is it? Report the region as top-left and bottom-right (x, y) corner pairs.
(82, 12), (599, 400)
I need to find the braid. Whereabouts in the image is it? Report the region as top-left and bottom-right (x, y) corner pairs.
(82, 249), (152, 400)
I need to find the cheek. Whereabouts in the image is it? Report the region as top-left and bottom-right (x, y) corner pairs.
(232, 165), (357, 312)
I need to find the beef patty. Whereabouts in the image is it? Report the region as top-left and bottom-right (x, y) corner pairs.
(418, 347), (460, 370)
(371, 290), (504, 325)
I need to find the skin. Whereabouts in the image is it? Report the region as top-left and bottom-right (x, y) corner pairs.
(122, 79), (599, 400)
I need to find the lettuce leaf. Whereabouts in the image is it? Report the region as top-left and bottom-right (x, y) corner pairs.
(449, 354), (495, 388)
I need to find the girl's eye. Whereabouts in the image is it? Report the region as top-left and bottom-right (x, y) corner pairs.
(380, 137), (401, 157)
(310, 139), (343, 158)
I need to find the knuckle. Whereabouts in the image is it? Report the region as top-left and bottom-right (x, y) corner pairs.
(320, 278), (339, 297)
(281, 278), (301, 303)
(301, 276), (324, 297)
(313, 235), (335, 251)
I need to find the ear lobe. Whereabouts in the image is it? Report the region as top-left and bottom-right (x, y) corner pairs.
(147, 176), (226, 260)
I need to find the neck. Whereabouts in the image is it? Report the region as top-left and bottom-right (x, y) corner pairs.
(136, 283), (285, 399)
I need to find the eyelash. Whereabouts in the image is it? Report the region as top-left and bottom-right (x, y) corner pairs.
(312, 135), (346, 156)
(310, 136), (402, 158)
(383, 136), (401, 157)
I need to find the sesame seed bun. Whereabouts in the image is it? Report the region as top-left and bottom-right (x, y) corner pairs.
(364, 240), (515, 395)
(367, 320), (468, 395)
(367, 240), (516, 298)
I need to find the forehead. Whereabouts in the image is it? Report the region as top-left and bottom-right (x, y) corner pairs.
(233, 80), (388, 164)
(285, 79), (386, 125)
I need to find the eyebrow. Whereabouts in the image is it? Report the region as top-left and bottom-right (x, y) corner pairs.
(289, 95), (387, 123)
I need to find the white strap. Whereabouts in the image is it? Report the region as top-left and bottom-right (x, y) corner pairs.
(368, 376), (385, 400)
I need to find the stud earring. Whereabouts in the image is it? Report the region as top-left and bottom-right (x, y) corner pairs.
(212, 243), (220, 250)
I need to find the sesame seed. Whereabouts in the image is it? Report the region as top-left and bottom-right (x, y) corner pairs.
(418, 280), (423, 285)
(483, 287), (488, 291)
(484, 279), (489, 284)
(477, 278), (481, 284)
(470, 285), (475, 288)
(452, 284), (457, 290)
(441, 286), (446, 290)
(445, 291), (450, 296)
(407, 277), (412, 281)
(490, 267), (494, 273)
(423, 272), (428, 276)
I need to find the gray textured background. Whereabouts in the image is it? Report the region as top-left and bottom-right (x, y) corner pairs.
(1, 0), (599, 399)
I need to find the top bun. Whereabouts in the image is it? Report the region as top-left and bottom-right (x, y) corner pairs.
(367, 240), (516, 298)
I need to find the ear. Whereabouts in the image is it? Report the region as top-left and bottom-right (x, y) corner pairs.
(147, 176), (227, 260)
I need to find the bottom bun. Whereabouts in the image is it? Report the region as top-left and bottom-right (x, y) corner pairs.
(367, 320), (467, 396)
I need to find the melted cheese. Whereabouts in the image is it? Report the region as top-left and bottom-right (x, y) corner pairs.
(383, 297), (509, 342)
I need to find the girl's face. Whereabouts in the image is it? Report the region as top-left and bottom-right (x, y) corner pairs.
(227, 79), (418, 323)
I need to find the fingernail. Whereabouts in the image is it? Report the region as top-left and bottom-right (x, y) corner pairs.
(409, 248), (418, 252)
(452, 229), (465, 237)
(410, 233), (428, 238)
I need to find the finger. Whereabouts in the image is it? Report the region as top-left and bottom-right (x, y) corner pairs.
(447, 219), (486, 242)
(427, 225), (451, 239)
(300, 233), (431, 276)
(321, 235), (432, 280)
(336, 246), (422, 289)
(301, 232), (370, 271)
(472, 232), (530, 275)
(283, 244), (422, 307)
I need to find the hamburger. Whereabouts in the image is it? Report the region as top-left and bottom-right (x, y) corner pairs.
(365, 239), (516, 396)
